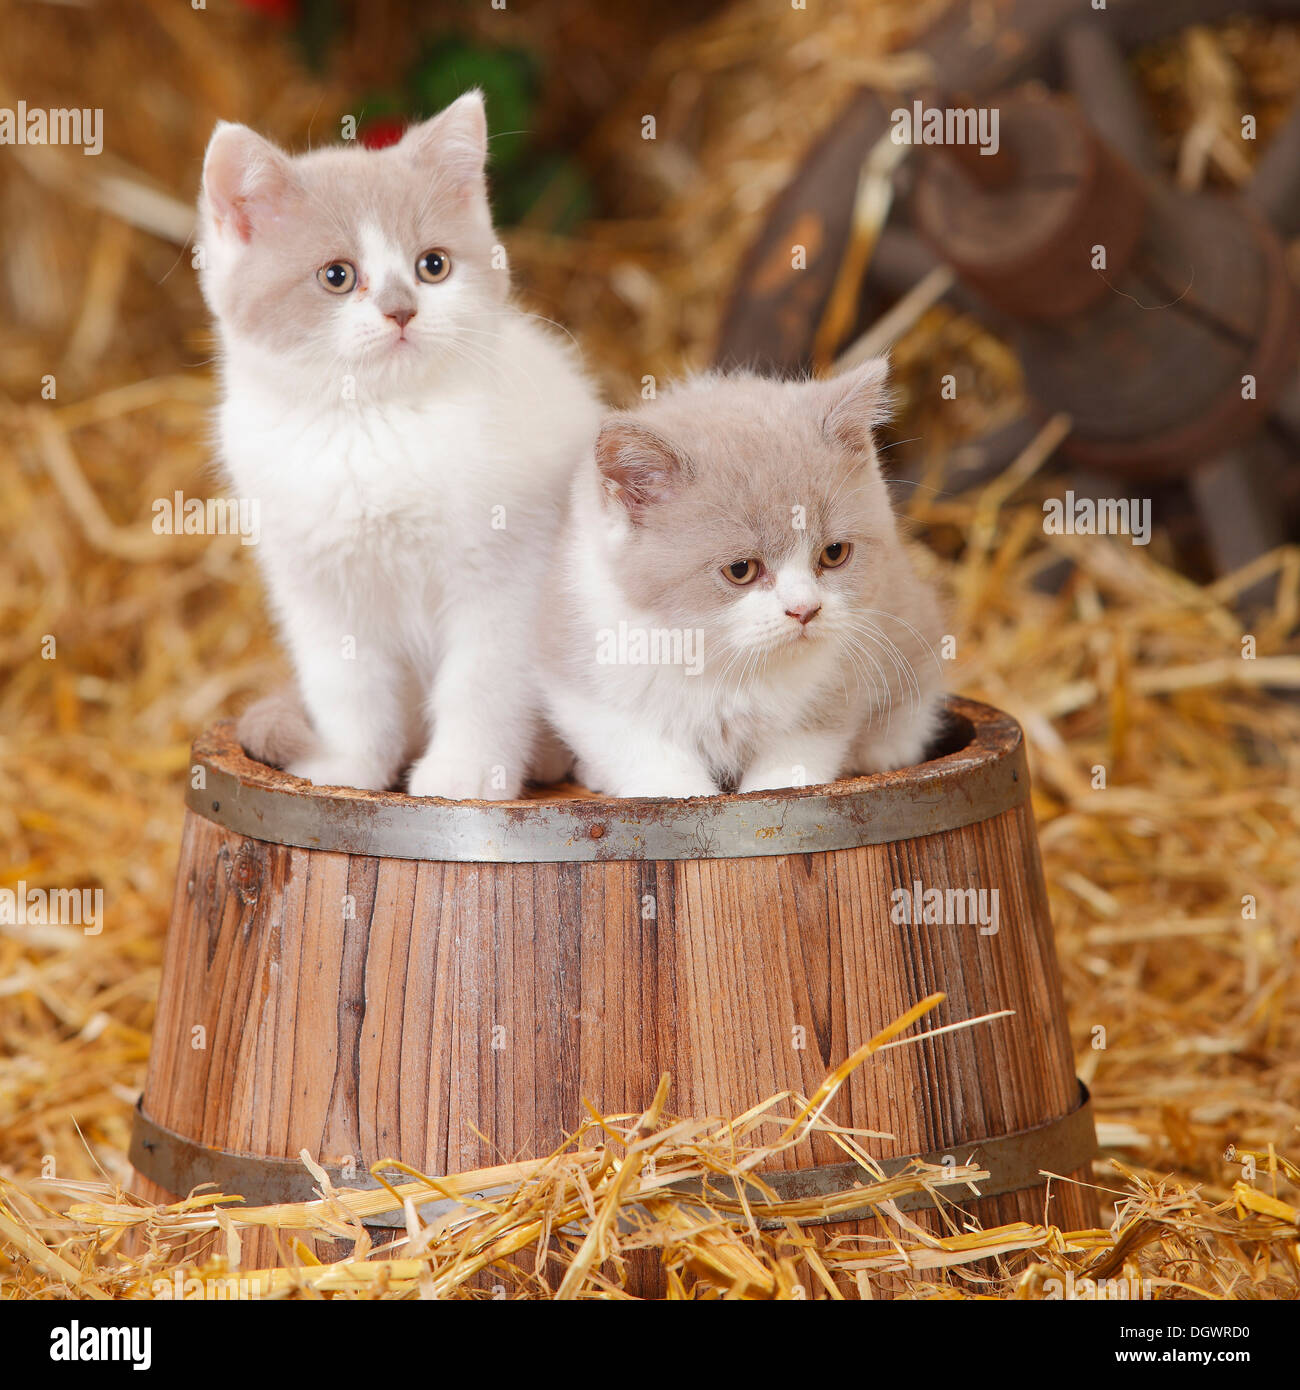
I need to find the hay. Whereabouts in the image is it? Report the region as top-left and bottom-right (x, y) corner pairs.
(5, 997), (1295, 1299)
(2, 1), (1300, 1298)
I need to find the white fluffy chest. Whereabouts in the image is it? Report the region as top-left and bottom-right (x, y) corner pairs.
(219, 395), (499, 564)
(680, 658), (839, 752)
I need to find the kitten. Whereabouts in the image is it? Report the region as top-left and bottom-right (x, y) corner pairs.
(539, 361), (946, 797)
(198, 92), (601, 798)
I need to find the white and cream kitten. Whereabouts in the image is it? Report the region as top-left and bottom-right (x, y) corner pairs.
(199, 92), (601, 798)
(540, 361), (946, 797)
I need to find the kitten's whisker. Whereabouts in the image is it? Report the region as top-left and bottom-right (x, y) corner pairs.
(446, 332), (551, 401)
(849, 620), (922, 717)
(874, 435), (922, 454)
(838, 632), (890, 716)
(839, 635), (882, 710)
(859, 608), (945, 676)
(513, 310), (582, 350)
(841, 624), (911, 729)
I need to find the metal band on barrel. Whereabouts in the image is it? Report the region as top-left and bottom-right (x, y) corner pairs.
(130, 1084), (1096, 1231)
(185, 696), (1029, 863)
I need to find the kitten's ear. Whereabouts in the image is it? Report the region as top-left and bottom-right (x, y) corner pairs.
(595, 417), (690, 521)
(202, 122), (296, 244)
(821, 357), (893, 455)
(400, 90), (488, 196)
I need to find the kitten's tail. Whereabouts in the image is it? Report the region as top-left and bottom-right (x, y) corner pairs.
(237, 684), (317, 770)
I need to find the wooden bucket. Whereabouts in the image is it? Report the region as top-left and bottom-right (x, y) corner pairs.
(131, 695), (1098, 1286)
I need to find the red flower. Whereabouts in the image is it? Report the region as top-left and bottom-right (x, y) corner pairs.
(359, 117), (407, 150)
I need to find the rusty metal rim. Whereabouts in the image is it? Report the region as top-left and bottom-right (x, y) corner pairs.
(184, 695), (1029, 863)
(129, 1084), (1096, 1231)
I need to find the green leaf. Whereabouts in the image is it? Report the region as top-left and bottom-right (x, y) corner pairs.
(494, 152), (595, 233)
(294, 0), (340, 74)
(408, 38), (539, 173)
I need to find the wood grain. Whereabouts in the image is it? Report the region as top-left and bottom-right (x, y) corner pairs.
(135, 791), (1096, 1286)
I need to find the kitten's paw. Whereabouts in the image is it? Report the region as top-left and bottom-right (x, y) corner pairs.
(739, 765), (839, 793)
(855, 718), (937, 773)
(287, 753), (393, 791)
(855, 698), (944, 774)
(407, 751), (521, 801)
(855, 746), (920, 774)
(604, 771), (718, 799)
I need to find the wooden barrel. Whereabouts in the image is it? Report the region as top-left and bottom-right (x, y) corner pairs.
(131, 696), (1098, 1286)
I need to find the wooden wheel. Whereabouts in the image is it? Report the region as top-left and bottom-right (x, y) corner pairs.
(715, 0), (1300, 601)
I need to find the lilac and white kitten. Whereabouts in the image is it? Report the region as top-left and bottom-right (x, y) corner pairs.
(199, 92), (600, 798)
(540, 362), (946, 797)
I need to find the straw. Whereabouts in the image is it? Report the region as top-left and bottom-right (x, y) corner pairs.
(2, 0), (1299, 1299)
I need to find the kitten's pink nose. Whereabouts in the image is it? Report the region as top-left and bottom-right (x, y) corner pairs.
(786, 603), (821, 626)
(386, 308), (416, 329)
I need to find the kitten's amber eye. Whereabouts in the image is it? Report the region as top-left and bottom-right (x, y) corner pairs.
(317, 261), (357, 294)
(723, 559), (761, 586)
(416, 249), (452, 284)
(819, 542), (852, 569)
